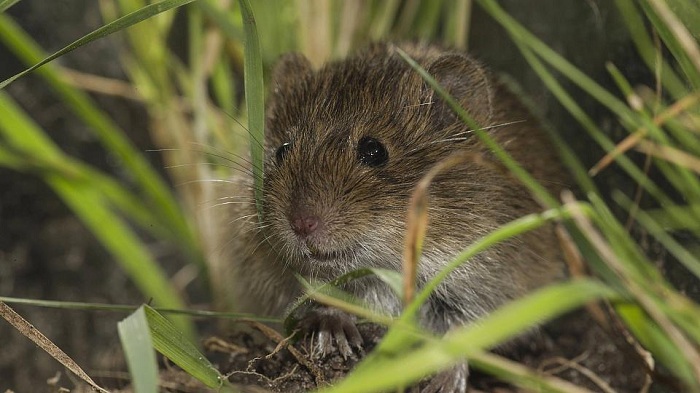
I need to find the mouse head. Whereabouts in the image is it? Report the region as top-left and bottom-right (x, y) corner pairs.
(260, 43), (514, 277)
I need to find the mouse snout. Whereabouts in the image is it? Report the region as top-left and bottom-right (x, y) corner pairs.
(291, 213), (321, 238)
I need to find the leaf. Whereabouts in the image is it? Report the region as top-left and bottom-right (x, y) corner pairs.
(238, 0), (265, 220)
(118, 306), (159, 393)
(143, 305), (225, 389)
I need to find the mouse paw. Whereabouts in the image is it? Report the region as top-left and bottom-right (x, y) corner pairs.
(421, 362), (469, 393)
(299, 307), (364, 359)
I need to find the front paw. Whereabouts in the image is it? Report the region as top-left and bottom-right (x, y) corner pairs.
(421, 362), (469, 393)
(299, 307), (364, 360)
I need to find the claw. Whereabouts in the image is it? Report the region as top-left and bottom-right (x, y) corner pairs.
(299, 307), (364, 359)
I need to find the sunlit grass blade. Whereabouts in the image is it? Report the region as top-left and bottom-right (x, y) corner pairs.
(143, 305), (229, 390)
(0, 0), (196, 89)
(119, 306), (159, 393)
(238, 0), (265, 220)
(378, 205), (579, 356)
(322, 280), (617, 393)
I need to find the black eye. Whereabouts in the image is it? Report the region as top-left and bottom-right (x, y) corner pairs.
(357, 136), (388, 167)
(275, 142), (292, 163)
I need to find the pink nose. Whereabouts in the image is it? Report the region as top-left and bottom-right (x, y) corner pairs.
(291, 215), (319, 237)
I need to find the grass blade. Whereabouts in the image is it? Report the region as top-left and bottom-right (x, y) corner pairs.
(0, 0), (197, 89)
(143, 305), (225, 389)
(324, 280), (616, 393)
(238, 0), (265, 220)
(118, 306), (159, 393)
(0, 0), (20, 13)
(0, 91), (194, 340)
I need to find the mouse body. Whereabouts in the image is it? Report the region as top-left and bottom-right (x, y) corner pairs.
(210, 42), (567, 392)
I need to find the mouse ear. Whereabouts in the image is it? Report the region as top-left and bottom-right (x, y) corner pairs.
(270, 53), (313, 93)
(426, 54), (496, 128)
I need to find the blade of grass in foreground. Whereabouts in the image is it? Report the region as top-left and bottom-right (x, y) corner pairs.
(143, 305), (230, 390)
(238, 0), (265, 220)
(0, 0), (197, 89)
(118, 307), (159, 393)
(322, 279), (616, 393)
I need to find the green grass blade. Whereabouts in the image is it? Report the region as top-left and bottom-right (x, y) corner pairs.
(0, 91), (194, 340)
(378, 206), (579, 355)
(143, 305), (226, 389)
(238, 0), (265, 220)
(616, 303), (697, 389)
(615, 0), (689, 99)
(324, 279), (617, 393)
(0, 0), (20, 12)
(640, 0), (700, 90)
(0, 13), (199, 254)
(0, 0), (197, 89)
(614, 191), (700, 279)
(118, 306), (159, 393)
(477, 0), (641, 129)
(396, 47), (558, 209)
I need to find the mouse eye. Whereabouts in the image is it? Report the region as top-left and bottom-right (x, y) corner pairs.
(357, 136), (388, 167)
(275, 142), (292, 163)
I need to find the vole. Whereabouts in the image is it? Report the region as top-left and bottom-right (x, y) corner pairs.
(210, 42), (566, 392)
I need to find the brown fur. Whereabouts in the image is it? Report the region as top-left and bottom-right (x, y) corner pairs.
(210, 42), (567, 336)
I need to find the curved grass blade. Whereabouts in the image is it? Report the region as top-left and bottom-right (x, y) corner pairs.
(118, 306), (159, 393)
(0, 0), (197, 89)
(238, 0), (265, 220)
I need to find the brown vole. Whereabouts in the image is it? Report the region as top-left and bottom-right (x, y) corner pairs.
(210, 42), (566, 392)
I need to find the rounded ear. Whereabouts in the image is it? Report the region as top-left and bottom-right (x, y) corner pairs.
(426, 54), (495, 127)
(270, 53), (313, 94)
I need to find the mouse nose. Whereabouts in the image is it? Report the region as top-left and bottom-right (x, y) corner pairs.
(291, 214), (320, 238)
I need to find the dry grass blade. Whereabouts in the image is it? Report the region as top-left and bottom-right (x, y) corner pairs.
(402, 151), (486, 306)
(0, 301), (108, 393)
(636, 140), (700, 174)
(59, 66), (142, 101)
(589, 91), (700, 175)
